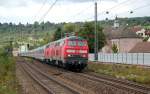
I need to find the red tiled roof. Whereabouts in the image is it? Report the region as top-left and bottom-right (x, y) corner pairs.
(130, 42), (150, 53)
(103, 26), (139, 39)
(131, 26), (142, 32)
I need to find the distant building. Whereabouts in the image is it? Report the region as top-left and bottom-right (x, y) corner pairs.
(113, 17), (119, 28)
(132, 25), (142, 32)
(136, 29), (150, 38)
(132, 26), (150, 38)
(130, 42), (150, 53)
(19, 45), (28, 53)
(102, 26), (142, 53)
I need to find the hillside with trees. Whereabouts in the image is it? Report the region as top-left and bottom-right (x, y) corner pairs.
(0, 16), (149, 52)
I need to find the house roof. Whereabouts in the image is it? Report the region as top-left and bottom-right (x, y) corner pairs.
(103, 26), (140, 39)
(130, 42), (150, 53)
(131, 26), (142, 32)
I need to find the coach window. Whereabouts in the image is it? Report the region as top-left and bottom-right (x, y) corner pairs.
(40, 49), (43, 53)
(46, 45), (49, 48)
(56, 42), (58, 46)
(60, 41), (64, 46)
(54, 43), (57, 47)
(58, 42), (60, 46)
(48, 45), (51, 48)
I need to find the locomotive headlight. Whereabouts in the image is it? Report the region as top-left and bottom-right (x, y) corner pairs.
(79, 50), (87, 53)
(67, 54), (71, 57)
(66, 49), (75, 53)
(82, 54), (86, 57)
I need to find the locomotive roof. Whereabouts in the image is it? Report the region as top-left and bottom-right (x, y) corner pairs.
(67, 36), (84, 40)
(50, 36), (85, 44)
(62, 36), (85, 41)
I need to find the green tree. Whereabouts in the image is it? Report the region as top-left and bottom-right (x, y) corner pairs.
(40, 21), (45, 31)
(112, 44), (118, 53)
(143, 37), (149, 42)
(63, 23), (75, 33)
(53, 27), (62, 41)
(33, 21), (39, 32)
(78, 22), (106, 53)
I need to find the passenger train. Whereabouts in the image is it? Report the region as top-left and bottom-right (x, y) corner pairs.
(20, 36), (89, 71)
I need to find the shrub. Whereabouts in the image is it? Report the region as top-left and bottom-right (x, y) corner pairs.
(0, 48), (19, 94)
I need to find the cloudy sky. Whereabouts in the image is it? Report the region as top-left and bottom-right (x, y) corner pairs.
(0, 0), (150, 24)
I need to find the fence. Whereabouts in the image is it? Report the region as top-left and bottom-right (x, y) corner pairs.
(89, 53), (150, 66)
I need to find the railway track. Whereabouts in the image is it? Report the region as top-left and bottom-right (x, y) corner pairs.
(29, 59), (144, 94)
(85, 73), (150, 93)
(16, 63), (49, 94)
(18, 61), (80, 94)
(77, 73), (150, 94)
(19, 58), (150, 94)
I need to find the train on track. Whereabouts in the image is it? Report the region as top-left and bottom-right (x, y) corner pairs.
(19, 36), (89, 71)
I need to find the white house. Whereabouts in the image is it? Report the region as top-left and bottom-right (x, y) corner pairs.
(136, 29), (147, 37)
(136, 29), (150, 38)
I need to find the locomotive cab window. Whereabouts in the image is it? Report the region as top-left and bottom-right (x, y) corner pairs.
(60, 41), (65, 46)
(68, 41), (76, 46)
(78, 41), (86, 46)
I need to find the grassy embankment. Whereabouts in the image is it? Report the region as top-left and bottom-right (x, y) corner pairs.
(88, 62), (150, 86)
(0, 49), (19, 94)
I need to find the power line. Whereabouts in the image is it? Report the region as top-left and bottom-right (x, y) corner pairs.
(132, 3), (150, 11)
(39, 0), (58, 22)
(116, 3), (150, 16)
(97, 0), (137, 18)
(104, 0), (136, 12)
(34, 0), (48, 21)
(65, 0), (102, 22)
(82, 0), (142, 21)
(66, 4), (93, 22)
(73, 0), (133, 22)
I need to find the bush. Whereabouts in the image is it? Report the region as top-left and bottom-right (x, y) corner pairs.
(0, 48), (19, 94)
(88, 62), (150, 86)
(112, 44), (118, 53)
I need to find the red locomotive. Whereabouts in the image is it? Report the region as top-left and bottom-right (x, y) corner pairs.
(20, 36), (89, 71)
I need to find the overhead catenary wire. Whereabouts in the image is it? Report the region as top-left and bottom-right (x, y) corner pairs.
(65, 0), (101, 22)
(65, 4), (93, 22)
(132, 3), (150, 12)
(34, 0), (48, 21)
(39, 0), (58, 23)
(74, 0), (134, 22)
(34, 0), (149, 23)
(114, 3), (150, 17)
(103, 0), (138, 13)
(82, 0), (145, 21)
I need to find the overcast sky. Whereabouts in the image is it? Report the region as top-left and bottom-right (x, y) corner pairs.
(0, 0), (150, 24)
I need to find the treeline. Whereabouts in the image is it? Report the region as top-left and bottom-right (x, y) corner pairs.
(0, 21), (57, 33)
(0, 16), (149, 33)
(101, 16), (150, 27)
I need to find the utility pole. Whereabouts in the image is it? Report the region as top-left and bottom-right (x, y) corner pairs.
(9, 40), (13, 56)
(61, 29), (63, 38)
(94, 2), (98, 61)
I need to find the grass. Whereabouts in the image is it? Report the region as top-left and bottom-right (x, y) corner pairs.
(0, 49), (20, 94)
(88, 62), (150, 86)
(24, 57), (34, 63)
